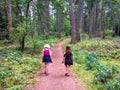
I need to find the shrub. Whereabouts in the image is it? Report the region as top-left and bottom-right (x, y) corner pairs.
(103, 29), (113, 37)
(6, 51), (22, 60)
(94, 64), (119, 84)
(106, 75), (120, 90)
(86, 52), (98, 70)
(81, 33), (89, 40)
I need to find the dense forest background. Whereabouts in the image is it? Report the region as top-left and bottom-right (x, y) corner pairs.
(0, 0), (120, 90)
(0, 0), (120, 47)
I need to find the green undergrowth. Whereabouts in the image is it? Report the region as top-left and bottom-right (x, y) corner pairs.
(25, 35), (64, 51)
(0, 35), (65, 90)
(71, 37), (120, 90)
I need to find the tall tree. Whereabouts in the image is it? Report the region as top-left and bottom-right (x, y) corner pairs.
(56, 10), (63, 38)
(44, 1), (50, 37)
(75, 0), (84, 42)
(100, 0), (105, 39)
(68, 0), (76, 43)
(109, 0), (115, 36)
(53, 0), (65, 38)
(6, 0), (12, 39)
(93, 0), (98, 37)
(36, 1), (50, 37)
(20, 0), (32, 51)
(88, 1), (94, 38)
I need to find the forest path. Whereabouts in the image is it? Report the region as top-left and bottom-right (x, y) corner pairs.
(25, 39), (87, 90)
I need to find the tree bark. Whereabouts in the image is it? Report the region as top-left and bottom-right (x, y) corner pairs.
(21, 0), (32, 51)
(68, 0), (77, 43)
(56, 10), (62, 38)
(37, 1), (50, 37)
(7, 0), (12, 38)
(88, 4), (94, 38)
(100, 0), (105, 39)
(109, 0), (115, 36)
(45, 1), (50, 34)
(75, 0), (84, 42)
(93, 0), (98, 37)
(118, 11), (120, 36)
(21, 36), (25, 51)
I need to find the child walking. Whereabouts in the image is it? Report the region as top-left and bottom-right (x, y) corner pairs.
(63, 46), (73, 77)
(42, 44), (52, 76)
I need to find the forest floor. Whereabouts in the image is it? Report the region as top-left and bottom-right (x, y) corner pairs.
(24, 39), (87, 90)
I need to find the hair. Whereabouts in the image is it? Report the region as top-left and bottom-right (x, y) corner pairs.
(66, 46), (71, 52)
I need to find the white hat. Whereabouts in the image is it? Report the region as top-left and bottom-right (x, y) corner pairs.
(44, 44), (50, 48)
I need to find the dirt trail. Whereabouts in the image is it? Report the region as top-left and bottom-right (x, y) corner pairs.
(25, 39), (87, 90)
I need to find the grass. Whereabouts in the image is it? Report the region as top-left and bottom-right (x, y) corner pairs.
(0, 35), (65, 90)
(71, 37), (120, 90)
(0, 34), (120, 90)
(72, 63), (94, 90)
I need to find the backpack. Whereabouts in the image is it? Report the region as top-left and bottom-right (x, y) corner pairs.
(44, 48), (50, 55)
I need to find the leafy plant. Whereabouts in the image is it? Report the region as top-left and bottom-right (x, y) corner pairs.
(6, 51), (22, 60)
(6, 85), (22, 90)
(86, 52), (98, 70)
(94, 63), (119, 84)
(72, 37), (120, 90)
(106, 76), (120, 90)
(103, 29), (113, 36)
(94, 71), (108, 84)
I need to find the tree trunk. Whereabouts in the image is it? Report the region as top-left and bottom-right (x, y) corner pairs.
(109, 0), (115, 37)
(93, 0), (98, 37)
(7, 0), (12, 39)
(118, 12), (120, 36)
(36, 0), (44, 34)
(100, 0), (105, 39)
(75, 0), (84, 42)
(44, 1), (50, 37)
(37, 1), (50, 37)
(20, 0), (32, 51)
(68, 0), (77, 43)
(56, 11), (61, 38)
(88, 6), (94, 38)
(21, 36), (25, 51)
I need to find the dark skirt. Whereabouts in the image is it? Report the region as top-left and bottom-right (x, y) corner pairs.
(43, 55), (52, 63)
(65, 59), (73, 66)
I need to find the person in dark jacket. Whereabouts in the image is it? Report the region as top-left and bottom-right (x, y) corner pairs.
(63, 46), (73, 76)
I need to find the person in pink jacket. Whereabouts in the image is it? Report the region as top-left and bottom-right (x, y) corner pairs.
(42, 44), (52, 76)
